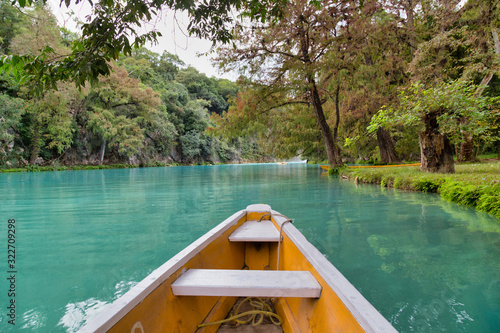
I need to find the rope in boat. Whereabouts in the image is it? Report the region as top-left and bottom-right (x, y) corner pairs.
(197, 213), (292, 328)
(197, 297), (282, 328)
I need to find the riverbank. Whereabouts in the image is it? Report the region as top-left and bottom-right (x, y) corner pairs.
(0, 162), (176, 173)
(340, 160), (500, 219)
(0, 159), (288, 173)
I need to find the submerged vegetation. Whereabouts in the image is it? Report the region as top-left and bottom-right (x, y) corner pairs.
(341, 161), (500, 218)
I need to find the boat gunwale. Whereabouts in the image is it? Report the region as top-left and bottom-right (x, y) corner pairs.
(271, 210), (397, 333)
(78, 209), (247, 333)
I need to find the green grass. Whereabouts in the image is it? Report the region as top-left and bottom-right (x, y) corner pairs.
(340, 161), (500, 219)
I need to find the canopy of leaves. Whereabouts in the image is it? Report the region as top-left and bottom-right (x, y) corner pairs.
(369, 81), (500, 146)
(0, 0), (22, 54)
(0, 93), (24, 144)
(0, 0), (287, 95)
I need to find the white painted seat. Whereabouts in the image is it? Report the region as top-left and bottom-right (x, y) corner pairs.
(171, 269), (322, 298)
(228, 220), (281, 242)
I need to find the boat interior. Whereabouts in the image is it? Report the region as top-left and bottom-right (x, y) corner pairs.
(82, 204), (396, 333)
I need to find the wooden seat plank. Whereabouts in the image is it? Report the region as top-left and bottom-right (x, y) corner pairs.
(171, 269), (322, 298)
(228, 220), (281, 242)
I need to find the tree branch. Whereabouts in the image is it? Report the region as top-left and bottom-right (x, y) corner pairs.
(475, 28), (500, 96)
(259, 44), (302, 61)
(258, 100), (311, 115)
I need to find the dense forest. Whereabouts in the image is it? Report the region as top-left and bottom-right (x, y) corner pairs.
(0, 2), (267, 167)
(1, 0), (499, 172)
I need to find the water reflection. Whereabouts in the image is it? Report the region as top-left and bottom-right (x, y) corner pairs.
(22, 309), (46, 330)
(58, 298), (107, 332)
(58, 280), (138, 332)
(292, 179), (500, 332)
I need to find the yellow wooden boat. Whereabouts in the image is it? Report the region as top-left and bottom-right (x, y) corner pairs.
(80, 204), (397, 332)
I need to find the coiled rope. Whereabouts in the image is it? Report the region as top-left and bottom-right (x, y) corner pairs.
(199, 213), (292, 328)
(197, 297), (282, 328)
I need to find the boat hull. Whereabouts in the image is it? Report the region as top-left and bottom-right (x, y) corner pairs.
(79, 205), (396, 333)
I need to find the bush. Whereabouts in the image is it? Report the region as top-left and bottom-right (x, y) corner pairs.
(381, 175), (395, 187)
(328, 166), (347, 175)
(412, 178), (443, 193)
(393, 177), (412, 189)
(476, 186), (500, 219)
(440, 182), (482, 206)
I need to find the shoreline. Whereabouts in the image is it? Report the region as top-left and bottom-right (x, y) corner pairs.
(339, 160), (500, 220)
(0, 160), (308, 173)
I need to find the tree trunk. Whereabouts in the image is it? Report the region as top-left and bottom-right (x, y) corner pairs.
(297, 16), (342, 168)
(403, 0), (417, 56)
(332, 83), (343, 166)
(457, 125), (476, 162)
(460, 29), (500, 161)
(98, 139), (106, 165)
(420, 111), (455, 173)
(310, 81), (343, 167)
(377, 127), (401, 164)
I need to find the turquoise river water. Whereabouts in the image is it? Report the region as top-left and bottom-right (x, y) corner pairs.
(0, 163), (499, 332)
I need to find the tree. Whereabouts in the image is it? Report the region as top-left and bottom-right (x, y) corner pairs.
(175, 67), (229, 114)
(216, 0), (354, 167)
(8, 4), (67, 56)
(120, 48), (185, 86)
(155, 51), (185, 81)
(0, 0), (263, 166)
(0, 0), (22, 55)
(4, 3), (69, 96)
(1, 0), (287, 94)
(84, 64), (167, 164)
(211, 86), (326, 160)
(23, 90), (75, 164)
(175, 99), (212, 162)
(0, 93), (24, 165)
(338, 3), (412, 164)
(215, 79), (239, 102)
(369, 81), (499, 173)
(457, 0), (500, 161)
(5, 4), (78, 164)
(87, 108), (142, 164)
(408, 0), (500, 161)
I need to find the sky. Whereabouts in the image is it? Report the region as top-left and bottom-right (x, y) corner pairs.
(47, 0), (234, 80)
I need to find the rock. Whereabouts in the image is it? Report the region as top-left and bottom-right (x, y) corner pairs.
(128, 155), (139, 166)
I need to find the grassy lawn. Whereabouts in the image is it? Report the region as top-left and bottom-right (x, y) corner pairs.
(340, 160), (500, 219)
